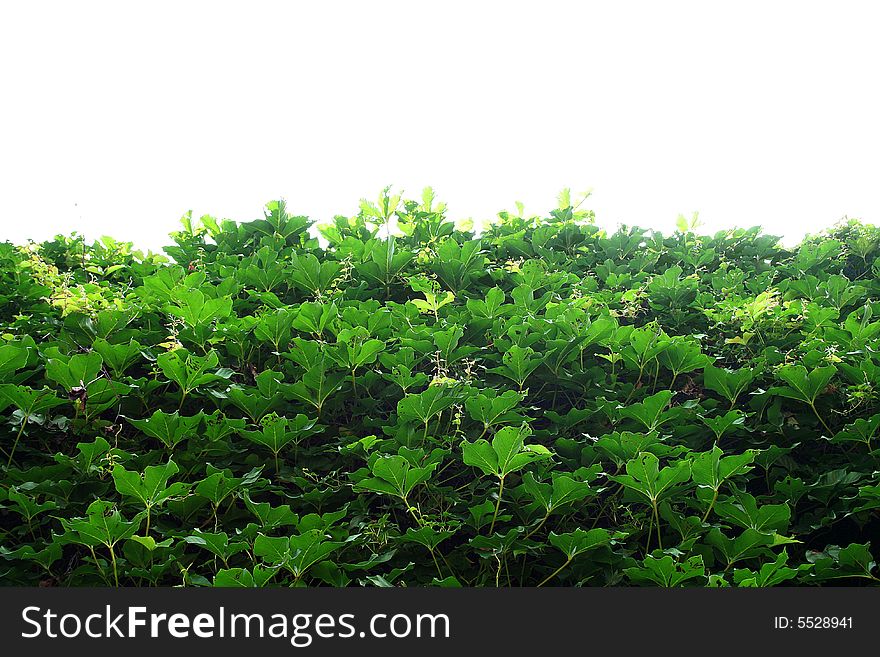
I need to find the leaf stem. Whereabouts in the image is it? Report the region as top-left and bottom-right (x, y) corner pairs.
(523, 511), (551, 541)
(537, 556), (572, 587)
(810, 402), (833, 435)
(428, 547), (443, 579)
(89, 546), (108, 584)
(488, 476), (505, 534)
(701, 489), (719, 523)
(108, 544), (120, 587)
(7, 415), (28, 467)
(651, 499), (662, 550)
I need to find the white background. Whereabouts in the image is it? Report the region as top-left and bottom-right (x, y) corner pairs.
(1, 1), (878, 251)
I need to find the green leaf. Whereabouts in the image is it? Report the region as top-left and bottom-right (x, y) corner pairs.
(714, 492), (791, 533)
(593, 431), (680, 467)
(460, 439), (499, 478)
(734, 550), (807, 586)
(0, 385), (66, 415)
(691, 446), (757, 492)
(399, 526), (455, 551)
(166, 288), (232, 327)
(703, 364), (755, 406)
(466, 287), (507, 319)
(59, 500), (143, 549)
(853, 483), (880, 514)
(157, 349), (231, 397)
(331, 334), (386, 370)
(465, 389), (525, 429)
(828, 414), (880, 448)
(658, 341), (712, 377)
(194, 470), (247, 506)
(620, 327), (670, 371)
(488, 345), (542, 390)
(705, 528), (798, 569)
(184, 531), (249, 561)
(771, 364), (836, 406)
(127, 534), (172, 552)
(243, 494), (299, 529)
(0, 343), (29, 378)
(608, 452), (691, 504)
(127, 410), (203, 449)
(3, 487), (57, 521)
(92, 338), (143, 377)
(808, 543), (877, 582)
(548, 528), (616, 559)
(461, 425), (552, 479)
(698, 410), (746, 442)
(213, 566), (276, 588)
(0, 542), (64, 571)
(285, 361), (345, 413)
(253, 308), (295, 348)
(354, 455), (437, 500)
(396, 385), (462, 426)
(625, 555), (706, 587)
(521, 471), (599, 513)
(291, 302), (338, 335)
(617, 390), (674, 431)
(45, 352), (103, 391)
(112, 460), (189, 511)
(240, 414), (319, 456)
(289, 254), (341, 295)
(254, 530), (344, 578)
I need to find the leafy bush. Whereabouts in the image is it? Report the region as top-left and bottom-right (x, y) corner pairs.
(1, 189), (879, 587)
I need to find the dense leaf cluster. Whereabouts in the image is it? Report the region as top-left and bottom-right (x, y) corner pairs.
(2, 190), (880, 586)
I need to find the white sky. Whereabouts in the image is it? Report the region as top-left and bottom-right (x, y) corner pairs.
(1, 1), (879, 251)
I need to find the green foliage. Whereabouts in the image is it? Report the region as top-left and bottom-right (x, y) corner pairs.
(0, 193), (878, 587)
